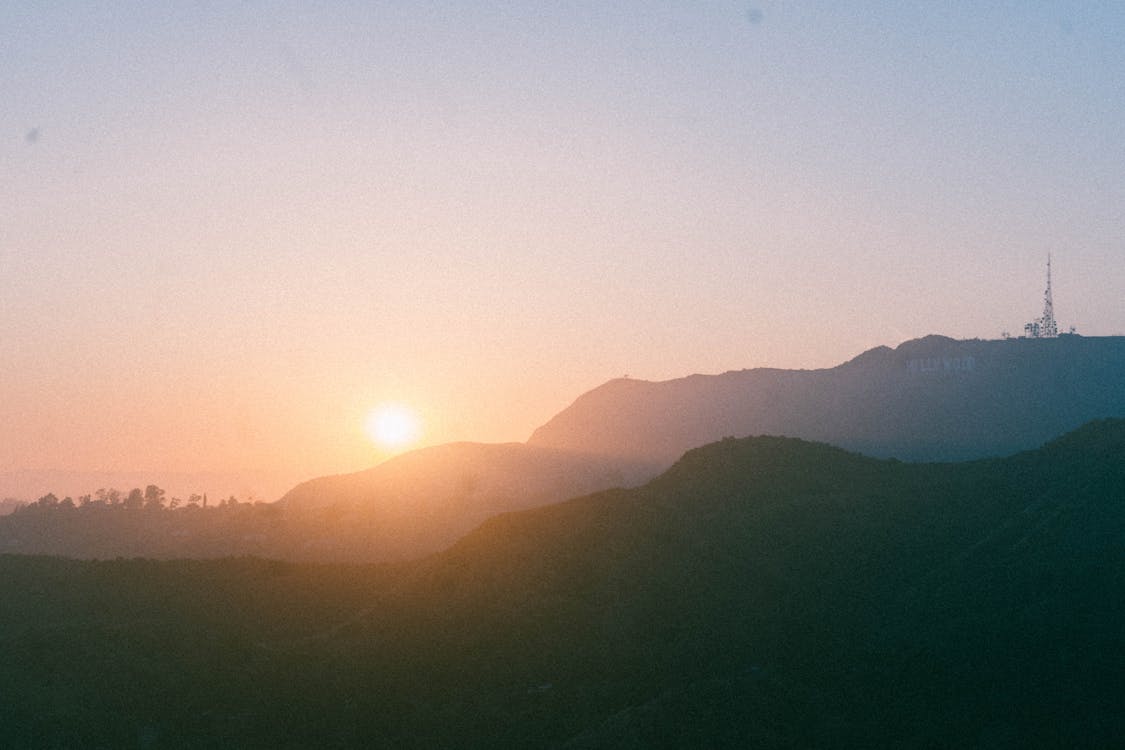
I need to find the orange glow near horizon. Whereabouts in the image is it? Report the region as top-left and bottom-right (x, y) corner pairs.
(364, 403), (423, 453)
(6, 4), (1125, 505)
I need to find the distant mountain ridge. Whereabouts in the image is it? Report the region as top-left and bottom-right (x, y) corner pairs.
(6, 334), (1123, 563)
(529, 334), (1125, 465)
(275, 441), (657, 560)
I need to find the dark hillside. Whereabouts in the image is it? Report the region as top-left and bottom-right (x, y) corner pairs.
(0, 420), (1122, 747)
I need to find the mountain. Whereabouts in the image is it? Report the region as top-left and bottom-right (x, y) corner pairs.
(275, 441), (658, 560)
(268, 333), (1125, 562)
(8, 334), (1124, 564)
(530, 334), (1125, 465)
(2, 420), (1122, 747)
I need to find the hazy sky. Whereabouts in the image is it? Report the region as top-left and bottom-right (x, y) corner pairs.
(4, 2), (1125, 498)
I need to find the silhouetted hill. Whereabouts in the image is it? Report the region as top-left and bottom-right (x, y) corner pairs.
(1, 420), (1122, 747)
(275, 441), (657, 559)
(8, 335), (1124, 564)
(279, 441), (656, 514)
(529, 334), (1125, 466)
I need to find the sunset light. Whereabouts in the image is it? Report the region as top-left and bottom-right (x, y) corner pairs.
(365, 404), (422, 452)
(4, 4), (1125, 747)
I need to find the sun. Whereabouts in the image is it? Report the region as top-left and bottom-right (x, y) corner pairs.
(364, 403), (422, 451)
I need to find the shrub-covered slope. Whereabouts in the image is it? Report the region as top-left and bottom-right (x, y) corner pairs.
(1, 420), (1122, 748)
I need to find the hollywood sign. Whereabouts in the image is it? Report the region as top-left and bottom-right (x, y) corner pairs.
(906, 356), (976, 374)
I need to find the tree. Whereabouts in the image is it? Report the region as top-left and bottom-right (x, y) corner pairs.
(124, 488), (144, 510)
(143, 485), (166, 510)
(35, 493), (59, 508)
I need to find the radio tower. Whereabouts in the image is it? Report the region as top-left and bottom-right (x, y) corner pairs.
(1023, 254), (1059, 338)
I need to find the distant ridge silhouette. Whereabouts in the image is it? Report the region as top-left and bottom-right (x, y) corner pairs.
(276, 442), (657, 559)
(6, 335), (1123, 563)
(528, 334), (1125, 465)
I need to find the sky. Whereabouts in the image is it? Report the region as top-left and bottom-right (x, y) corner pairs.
(4, 1), (1125, 500)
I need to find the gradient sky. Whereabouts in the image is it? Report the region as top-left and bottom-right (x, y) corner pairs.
(4, 2), (1125, 499)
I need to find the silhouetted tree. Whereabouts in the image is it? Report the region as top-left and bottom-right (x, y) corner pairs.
(124, 488), (144, 510)
(35, 493), (59, 508)
(143, 485), (165, 510)
(59, 496), (75, 509)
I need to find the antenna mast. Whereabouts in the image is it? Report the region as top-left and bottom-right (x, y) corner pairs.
(1040, 253), (1058, 337)
(1022, 254), (1060, 338)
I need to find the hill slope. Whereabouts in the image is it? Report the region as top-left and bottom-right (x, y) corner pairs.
(1, 420), (1123, 747)
(529, 334), (1125, 465)
(275, 441), (658, 559)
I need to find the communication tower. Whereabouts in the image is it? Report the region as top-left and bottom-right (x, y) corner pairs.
(1022, 255), (1060, 339)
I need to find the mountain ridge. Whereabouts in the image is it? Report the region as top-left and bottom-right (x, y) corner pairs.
(529, 334), (1125, 464)
(5, 334), (1122, 563)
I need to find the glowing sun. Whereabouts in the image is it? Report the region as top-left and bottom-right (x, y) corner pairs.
(365, 403), (422, 451)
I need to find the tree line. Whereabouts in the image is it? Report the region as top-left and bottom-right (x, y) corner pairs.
(11, 485), (259, 514)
